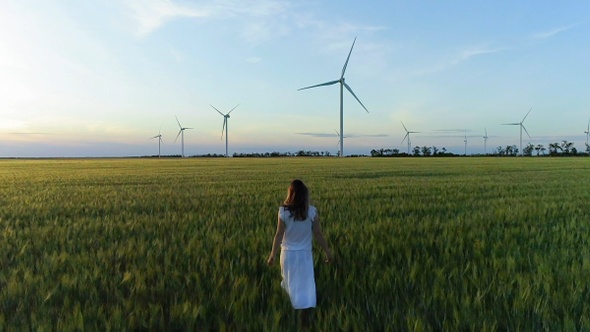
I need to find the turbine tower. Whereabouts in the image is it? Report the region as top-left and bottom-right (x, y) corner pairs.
(298, 37), (370, 157)
(401, 122), (419, 154)
(211, 104), (239, 157)
(502, 108), (532, 156)
(483, 128), (489, 155)
(150, 129), (163, 158)
(175, 116), (193, 158)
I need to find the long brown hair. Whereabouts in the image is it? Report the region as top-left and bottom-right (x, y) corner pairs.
(282, 179), (309, 221)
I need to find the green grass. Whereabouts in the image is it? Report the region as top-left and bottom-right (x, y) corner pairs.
(1, 157), (589, 330)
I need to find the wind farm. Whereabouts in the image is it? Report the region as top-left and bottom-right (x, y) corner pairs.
(3, 2), (590, 331)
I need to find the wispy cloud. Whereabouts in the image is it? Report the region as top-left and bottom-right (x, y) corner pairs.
(532, 23), (582, 39)
(125, 0), (210, 36)
(410, 44), (504, 77)
(450, 46), (505, 66)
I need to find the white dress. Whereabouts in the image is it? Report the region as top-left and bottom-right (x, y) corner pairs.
(279, 205), (317, 309)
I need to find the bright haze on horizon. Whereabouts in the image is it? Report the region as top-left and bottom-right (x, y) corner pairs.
(1, 1), (588, 157)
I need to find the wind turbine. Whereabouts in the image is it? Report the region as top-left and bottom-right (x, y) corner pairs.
(585, 118), (589, 147)
(401, 122), (419, 154)
(175, 116), (193, 158)
(502, 108), (532, 156)
(211, 104), (239, 157)
(464, 134), (468, 156)
(483, 128), (489, 155)
(150, 129), (163, 158)
(298, 37), (369, 157)
(334, 129), (350, 148)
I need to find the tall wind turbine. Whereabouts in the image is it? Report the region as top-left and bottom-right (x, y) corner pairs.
(401, 122), (419, 154)
(211, 104), (239, 157)
(464, 134), (468, 156)
(150, 129), (163, 158)
(298, 37), (370, 157)
(175, 116), (193, 158)
(502, 108), (532, 156)
(483, 128), (489, 155)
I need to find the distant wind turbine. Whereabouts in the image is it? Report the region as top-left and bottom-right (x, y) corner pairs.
(175, 116), (193, 158)
(502, 108), (532, 156)
(150, 129), (163, 158)
(483, 128), (489, 154)
(298, 37), (370, 157)
(464, 134), (468, 156)
(211, 104), (239, 157)
(585, 118), (589, 147)
(401, 122), (419, 154)
(334, 129), (350, 147)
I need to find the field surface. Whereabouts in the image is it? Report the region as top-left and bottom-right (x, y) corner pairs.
(1, 157), (589, 330)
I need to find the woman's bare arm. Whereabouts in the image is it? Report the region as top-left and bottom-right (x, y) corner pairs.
(312, 212), (333, 263)
(267, 215), (285, 266)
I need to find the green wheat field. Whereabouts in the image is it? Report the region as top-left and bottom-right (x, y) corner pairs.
(1, 157), (589, 330)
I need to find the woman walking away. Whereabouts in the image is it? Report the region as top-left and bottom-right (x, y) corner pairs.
(267, 179), (333, 329)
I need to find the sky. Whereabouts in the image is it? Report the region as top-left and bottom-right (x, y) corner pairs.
(1, 0), (589, 157)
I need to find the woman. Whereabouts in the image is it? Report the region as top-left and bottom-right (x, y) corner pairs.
(267, 179), (333, 327)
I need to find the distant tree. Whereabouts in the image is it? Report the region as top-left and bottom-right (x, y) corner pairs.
(571, 147), (578, 155)
(421, 146), (432, 156)
(412, 146), (421, 156)
(432, 146), (439, 156)
(586, 143), (590, 154)
(392, 149), (400, 155)
(505, 145), (513, 156)
(495, 146), (505, 156)
(561, 140), (574, 155)
(548, 142), (562, 155)
(523, 143), (534, 157)
(534, 144), (544, 156)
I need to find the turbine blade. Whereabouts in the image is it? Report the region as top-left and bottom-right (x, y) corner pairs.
(522, 107), (532, 123)
(175, 130), (182, 143)
(401, 132), (409, 144)
(341, 37), (357, 79)
(228, 103), (240, 115)
(343, 82), (369, 113)
(298, 80), (340, 91)
(175, 116), (182, 129)
(501, 123), (520, 125)
(401, 121), (408, 132)
(211, 105), (225, 117)
(522, 124), (531, 139)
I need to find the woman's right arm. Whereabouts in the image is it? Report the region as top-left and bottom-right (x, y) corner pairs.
(267, 215), (285, 266)
(312, 212), (333, 263)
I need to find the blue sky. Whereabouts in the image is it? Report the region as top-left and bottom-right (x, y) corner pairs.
(1, 0), (589, 157)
